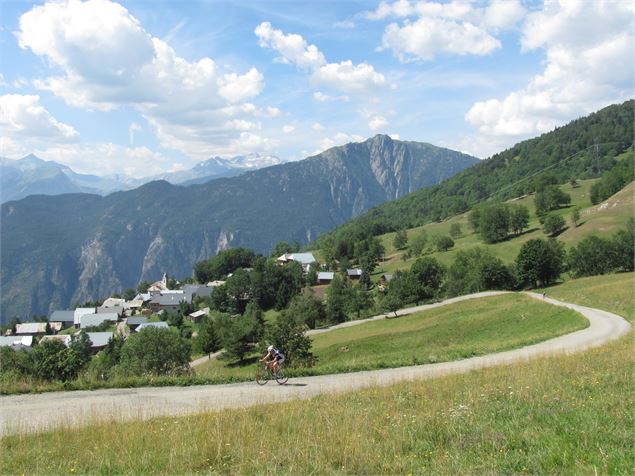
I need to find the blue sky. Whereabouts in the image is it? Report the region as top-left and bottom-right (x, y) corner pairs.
(1, 0), (633, 177)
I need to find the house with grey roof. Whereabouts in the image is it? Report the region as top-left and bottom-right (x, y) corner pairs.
(85, 332), (114, 352)
(0, 335), (34, 349)
(49, 310), (75, 329)
(183, 284), (213, 302)
(188, 308), (209, 324)
(126, 316), (148, 331)
(277, 252), (316, 272)
(80, 313), (118, 329)
(101, 297), (125, 308)
(346, 268), (363, 280)
(149, 292), (185, 313)
(136, 321), (170, 332)
(317, 272), (334, 284)
(97, 305), (124, 317)
(15, 322), (49, 335)
(74, 307), (96, 327)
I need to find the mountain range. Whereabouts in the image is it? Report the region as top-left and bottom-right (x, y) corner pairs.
(0, 153), (284, 203)
(0, 135), (478, 321)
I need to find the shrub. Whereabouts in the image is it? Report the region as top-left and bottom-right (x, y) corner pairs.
(543, 213), (566, 236)
(435, 235), (455, 251)
(119, 327), (191, 376)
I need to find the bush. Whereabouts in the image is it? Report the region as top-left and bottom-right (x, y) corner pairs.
(567, 235), (616, 278)
(535, 186), (571, 216)
(119, 327), (191, 376)
(435, 235), (455, 251)
(543, 213), (566, 236)
(446, 248), (514, 296)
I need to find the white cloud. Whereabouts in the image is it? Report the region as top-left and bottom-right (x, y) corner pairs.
(0, 94), (80, 147)
(16, 0), (269, 160)
(319, 132), (364, 151)
(255, 21), (326, 70)
(282, 124), (295, 134)
(312, 61), (386, 94)
(465, 0), (634, 157)
(369, 0), (525, 61)
(256, 22), (386, 95)
(313, 91), (350, 102)
(368, 114), (389, 131)
(311, 122), (325, 131)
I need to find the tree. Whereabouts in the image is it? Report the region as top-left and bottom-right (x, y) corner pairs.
(570, 207), (581, 228)
(287, 291), (325, 329)
(194, 248), (256, 283)
(543, 213), (565, 236)
(446, 248), (513, 296)
(567, 235), (616, 278)
(435, 235), (455, 252)
(449, 223), (462, 239)
(218, 311), (260, 363)
(270, 240), (299, 258)
(479, 204), (510, 243)
(325, 274), (349, 324)
(535, 186), (571, 216)
(31, 333), (92, 382)
(266, 311), (314, 367)
(381, 292), (402, 318)
(509, 205), (530, 235)
(346, 284), (374, 319)
(120, 327), (191, 376)
(410, 257), (445, 301)
(612, 218), (634, 272)
(197, 315), (221, 357)
(515, 238), (565, 288)
(137, 281), (151, 293)
(409, 232), (428, 257)
(383, 270), (420, 307)
(123, 288), (136, 301)
(393, 229), (408, 250)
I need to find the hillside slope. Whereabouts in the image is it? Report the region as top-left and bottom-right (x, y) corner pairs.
(317, 100), (633, 243)
(0, 135), (477, 321)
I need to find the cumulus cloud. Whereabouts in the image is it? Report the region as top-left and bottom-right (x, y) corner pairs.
(368, 114), (389, 131)
(16, 0), (269, 160)
(465, 0), (634, 157)
(369, 0), (525, 61)
(319, 132), (364, 151)
(313, 91), (350, 102)
(255, 22), (386, 95)
(255, 21), (326, 70)
(282, 124), (295, 134)
(0, 94), (80, 147)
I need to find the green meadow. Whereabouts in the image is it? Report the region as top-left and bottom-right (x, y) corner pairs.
(194, 293), (587, 380)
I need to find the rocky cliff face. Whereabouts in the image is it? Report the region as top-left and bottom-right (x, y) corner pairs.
(0, 135), (478, 321)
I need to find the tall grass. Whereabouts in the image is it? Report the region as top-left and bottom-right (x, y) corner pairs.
(2, 332), (631, 475)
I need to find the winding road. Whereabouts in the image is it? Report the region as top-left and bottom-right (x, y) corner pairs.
(1, 292), (630, 437)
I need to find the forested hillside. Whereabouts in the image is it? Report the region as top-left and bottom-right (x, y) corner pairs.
(316, 100), (634, 246)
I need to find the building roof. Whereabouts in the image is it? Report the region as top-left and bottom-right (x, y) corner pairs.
(136, 321), (170, 332)
(124, 300), (144, 309)
(85, 332), (114, 348)
(288, 253), (316, 265)
(40, 335), (71, 346)
(127, 316), (148, 326)
(0, 335), (33, 347)
(50, 310), (75, 323)
(347, 268), (363, 277)
(189, 308), (210, 319)
(102, 297), (125, 308)
(80, 313), (118, 329)
(134, 293), (152, 302)
(207, 280), (226, 287)
(317, 272), (335, 280)
(183, 284), (213, 300)
(97, 305), (124, 315)
(15, 322), (47, 334)
(150, 293), (185, 306)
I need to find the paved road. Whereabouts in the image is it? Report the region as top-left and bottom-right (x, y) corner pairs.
(1, 292), (630, 437)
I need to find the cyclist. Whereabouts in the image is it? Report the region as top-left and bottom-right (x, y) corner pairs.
(260, 345), (285, 375)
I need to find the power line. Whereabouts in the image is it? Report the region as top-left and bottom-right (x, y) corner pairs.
(486, 141), (621, 202)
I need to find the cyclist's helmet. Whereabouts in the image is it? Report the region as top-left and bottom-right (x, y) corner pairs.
(267, 345), (274, 352)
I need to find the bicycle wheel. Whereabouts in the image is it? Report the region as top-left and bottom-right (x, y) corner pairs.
(274, 368), (288, 385)
(255, 366), (270, 385)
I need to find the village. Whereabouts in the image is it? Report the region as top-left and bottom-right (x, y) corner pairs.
(0, 251), (384, 356)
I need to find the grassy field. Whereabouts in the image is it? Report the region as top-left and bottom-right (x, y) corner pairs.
(195, 293), (586, 380)
(374, 179), (633, 275)
(2, 274), (631, 475)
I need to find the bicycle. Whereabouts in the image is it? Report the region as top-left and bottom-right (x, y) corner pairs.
(255, 361), (288, 385)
